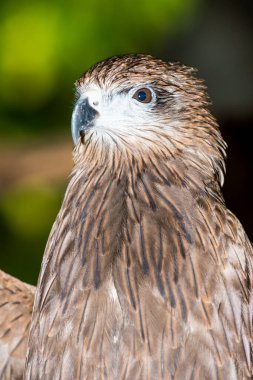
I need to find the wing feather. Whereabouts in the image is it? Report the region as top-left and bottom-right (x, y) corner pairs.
(0, 270), (35, 380)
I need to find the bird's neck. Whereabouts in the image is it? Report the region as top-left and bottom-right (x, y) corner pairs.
(42, 152), (221, 293)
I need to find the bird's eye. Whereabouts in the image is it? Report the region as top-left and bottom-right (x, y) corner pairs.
(132, 88), (153, 103)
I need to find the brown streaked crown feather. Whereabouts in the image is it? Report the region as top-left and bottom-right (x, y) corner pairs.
(25, 54), (252, 379)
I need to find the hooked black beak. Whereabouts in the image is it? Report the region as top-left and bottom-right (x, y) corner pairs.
(71, 98), (99, 145)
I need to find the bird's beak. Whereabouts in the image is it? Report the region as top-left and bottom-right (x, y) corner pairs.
(71, 98), (99, 145)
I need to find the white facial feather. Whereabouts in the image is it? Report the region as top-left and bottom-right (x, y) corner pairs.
(77, 84), (163, 148)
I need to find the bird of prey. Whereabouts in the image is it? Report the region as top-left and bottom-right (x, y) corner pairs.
(1, 54), (252, 379)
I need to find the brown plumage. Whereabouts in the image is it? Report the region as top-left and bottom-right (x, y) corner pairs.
(0, 270), (35, 379)
(1, 54), (252, 379)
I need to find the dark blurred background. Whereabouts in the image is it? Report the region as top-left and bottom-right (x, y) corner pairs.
(0, 0), (252, 285)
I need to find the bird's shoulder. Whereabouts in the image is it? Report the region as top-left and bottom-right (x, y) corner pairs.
(0, 270), (35, 380)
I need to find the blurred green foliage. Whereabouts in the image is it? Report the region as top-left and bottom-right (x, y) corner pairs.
(0, 0), (199, 284)
(0, 0), (198, 113)
(1, 185), (61, 239)
(0, 185), (63, 283)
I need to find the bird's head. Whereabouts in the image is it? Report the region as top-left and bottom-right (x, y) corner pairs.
(72, 54), (226, 185)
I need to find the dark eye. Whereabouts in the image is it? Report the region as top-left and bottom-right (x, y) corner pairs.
(133, 88), (153, 103)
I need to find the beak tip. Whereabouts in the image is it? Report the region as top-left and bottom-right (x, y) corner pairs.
(71, 115), (78, 145)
